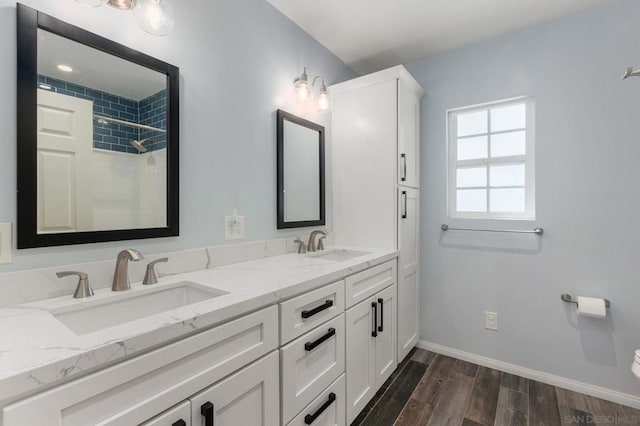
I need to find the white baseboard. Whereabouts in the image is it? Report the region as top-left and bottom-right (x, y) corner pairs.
(416, 340), (640, 409)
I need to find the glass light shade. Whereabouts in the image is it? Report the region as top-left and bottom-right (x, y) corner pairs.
(294, 68), (310, 101)
(295, 80), (310, 101)
(318, 90), (330, 111)
(75, 0), (109, 7)
(132, 0), (175, 36)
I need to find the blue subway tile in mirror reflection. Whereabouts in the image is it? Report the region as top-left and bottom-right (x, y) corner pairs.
(37, 75), (167, 154)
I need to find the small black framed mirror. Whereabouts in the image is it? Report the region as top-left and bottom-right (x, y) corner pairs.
(276, 110), (325, 229)
(16, 4), (179, 248)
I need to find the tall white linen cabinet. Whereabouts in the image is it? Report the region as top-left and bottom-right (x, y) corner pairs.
(331, 65), (424, 370)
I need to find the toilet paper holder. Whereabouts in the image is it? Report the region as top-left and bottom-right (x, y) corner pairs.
(561, 293), (610, 309)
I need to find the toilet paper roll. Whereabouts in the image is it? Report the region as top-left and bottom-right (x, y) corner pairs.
(632, 350), (640, 380)
(576, 296), (607, 318)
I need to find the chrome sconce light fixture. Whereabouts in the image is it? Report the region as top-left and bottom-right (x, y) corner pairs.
(294, 67), (331, 111)
(75, 0), (175, 36)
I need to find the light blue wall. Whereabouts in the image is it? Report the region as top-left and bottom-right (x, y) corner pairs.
(407, 0), (640, 396)
(0, 0), (355, 272)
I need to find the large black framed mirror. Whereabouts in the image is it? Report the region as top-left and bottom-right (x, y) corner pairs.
(277, 110), (325, 229)
(16, 4), (179, 249)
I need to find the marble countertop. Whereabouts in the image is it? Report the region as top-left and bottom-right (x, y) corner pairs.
(0, 247), (397, 404)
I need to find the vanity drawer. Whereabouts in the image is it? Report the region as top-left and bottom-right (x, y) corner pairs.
(141, 401), (191, 426)
(287, 374), (346, 426)
(280, 280), (345, 345)
(345, 260), (396, 308)
(280, 314), (345, 424)
(2, 305), (278, 426)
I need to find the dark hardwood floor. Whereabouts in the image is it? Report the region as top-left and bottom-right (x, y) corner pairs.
(351, 348), (640, 426)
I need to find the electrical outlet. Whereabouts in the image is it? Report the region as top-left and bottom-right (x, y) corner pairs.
(225, 214), (245, 240)
(0, 223), (13, 265)
(485, 311), (498, 331)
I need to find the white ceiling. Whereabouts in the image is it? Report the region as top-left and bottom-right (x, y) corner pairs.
(267, 0), (614, 74)
(38, 29), (166, 101)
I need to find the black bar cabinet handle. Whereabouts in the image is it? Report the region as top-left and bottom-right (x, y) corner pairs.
(172, 420), (186, 426)
(305, 328), (336, 351)
(371, 302), (378, 337)
(302, 300), (333, 319)
(401, 153), (407, 181)
(201, 401), (214, 426)
(377, 298), (384, 332)
(402, 191), (408, 219)
(304, 392), (337, 425)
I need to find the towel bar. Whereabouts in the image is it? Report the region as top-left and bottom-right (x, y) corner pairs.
(441, 224), (544, 236)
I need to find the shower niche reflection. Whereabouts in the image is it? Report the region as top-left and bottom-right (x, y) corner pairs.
(17, 5), (179, 248)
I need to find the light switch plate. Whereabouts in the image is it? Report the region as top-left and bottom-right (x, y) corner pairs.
(225, 215), (245, 240)
(0, 223), (13, 264)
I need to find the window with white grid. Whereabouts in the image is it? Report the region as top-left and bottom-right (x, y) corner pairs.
(448, 98), (535, 219)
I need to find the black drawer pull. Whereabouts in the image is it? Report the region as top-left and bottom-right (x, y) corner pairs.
(172, 420), (186, 426)
(378, 298), (384, 332)
(201, 401), (214, 426)
(402, 191), (408, 219)
(372, 302), (378, 337)
(401, 153), (407, 182)
(304, 392), (336, 425)
(301, 300), (333, 319)
(305, 328), (336, 351)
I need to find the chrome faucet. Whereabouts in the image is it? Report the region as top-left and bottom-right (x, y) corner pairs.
(112, 249), (143, 292)
(56, 271), (94, 299)
(317, 234), (327, 251)
(294, 238), (307, 254)
(307, 230), (328, 252)
(143, 258), (168, 285)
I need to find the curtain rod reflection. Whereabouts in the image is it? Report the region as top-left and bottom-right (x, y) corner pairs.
(94, 114), (166, 134)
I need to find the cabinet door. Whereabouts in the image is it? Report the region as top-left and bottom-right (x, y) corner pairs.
(398, 78), (420, 188)
(190, 351), (279, 426)
(374, 283), (397, 388)
(398, 188), (420, 361)
(332, 79), (398, 249)
(345, 298), (376, 424)
(141, 401), (191, 426)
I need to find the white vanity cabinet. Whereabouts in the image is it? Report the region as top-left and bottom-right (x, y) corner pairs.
(1, 257), (402, 426)
(345, 283), (397, 424)
(332, 65), (424, 363)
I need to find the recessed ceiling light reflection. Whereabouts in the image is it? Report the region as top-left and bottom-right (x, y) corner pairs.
(57, 64), (73, 72)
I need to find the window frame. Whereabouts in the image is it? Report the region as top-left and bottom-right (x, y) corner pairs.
(447, 97), (536, 220)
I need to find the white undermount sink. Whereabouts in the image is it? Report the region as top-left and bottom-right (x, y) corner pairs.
(306, 249), (370, 262)
(49, 281), (229, 335)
